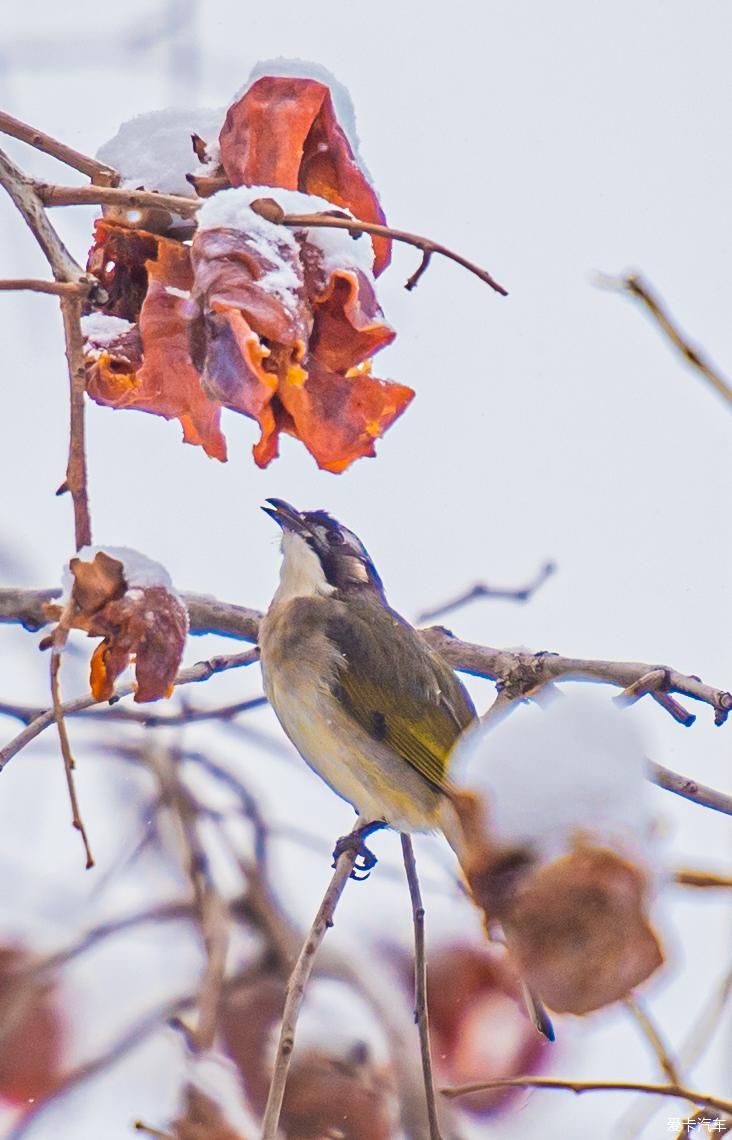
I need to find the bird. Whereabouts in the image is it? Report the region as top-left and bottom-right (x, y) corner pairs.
(258, 499), (477, 876)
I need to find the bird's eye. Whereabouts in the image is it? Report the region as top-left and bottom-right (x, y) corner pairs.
(327, 528), (345, 546)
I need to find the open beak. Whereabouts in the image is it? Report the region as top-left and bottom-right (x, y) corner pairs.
(261, 498), (309, 536)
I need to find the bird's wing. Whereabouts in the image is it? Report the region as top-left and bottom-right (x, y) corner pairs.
(325, 602), (477, 791)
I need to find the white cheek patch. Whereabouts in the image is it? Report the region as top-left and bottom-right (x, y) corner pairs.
(275, 530), (335, 602)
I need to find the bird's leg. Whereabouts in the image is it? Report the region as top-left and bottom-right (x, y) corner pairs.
(332, 819), (387, 880)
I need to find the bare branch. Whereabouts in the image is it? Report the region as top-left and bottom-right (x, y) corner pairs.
(650, 761), (732, 816)
(419, 628), (732, 726)
(441, 1075), (732, 1116)
(624, 994), (681, 1086)
(0, 277), (88, 296)
(0, 110), (118, 184)
(260, 837), (359, 1140)
(59, 292), (92, 547)
(145, 747), (230, 1054)
(673, 869), (732, 888)
(0, 648), (258, 770)
(598, 271), (732, 409)
(0, 147), (85, 282)
(50, 632), (94, 867)
(2, 587), (731, 733)
(401, 835), (443, 1140)
(36, 181), (200, 215)
(416, 561), (555, 623)
(268, 208), (509, 296)
(0, 147), (95, 546)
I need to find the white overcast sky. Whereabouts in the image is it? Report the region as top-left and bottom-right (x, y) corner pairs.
(0, 2), (730, 1138)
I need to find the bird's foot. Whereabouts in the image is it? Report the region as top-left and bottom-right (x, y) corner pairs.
(332, 821), (386, 880)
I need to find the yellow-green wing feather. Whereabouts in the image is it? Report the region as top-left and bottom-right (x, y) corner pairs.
(325, 601), (476, 791)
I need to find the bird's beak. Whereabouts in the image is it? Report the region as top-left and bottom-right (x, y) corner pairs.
(261, 498), (309, 536)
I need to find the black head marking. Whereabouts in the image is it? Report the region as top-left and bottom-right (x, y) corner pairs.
(300, 510), (385, 595)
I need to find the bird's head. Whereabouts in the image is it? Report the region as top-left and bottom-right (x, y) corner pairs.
(262, 498), (385, 598)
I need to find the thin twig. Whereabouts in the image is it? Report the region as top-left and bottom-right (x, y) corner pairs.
(145, 746), (230, 1054)
(401, 835), (443, 1140)
(650, 762), (732, 816)
(441, 1076), (732, 1115)
(624, 994), (681, 1086)
(0, 148), (84, 281)
(597, 271), (732, 408)
(36, 181), (200, 214)
(133, 1124), (175, 1140)
(50, 631), (94, 868)
(0, 110), (118, 183)
(673, 869), (732, 889)
(276, 211), (508, 295)
(0, 146), (95, 547)
(0, 277), (87, 296)
(416, 561), (555, 623)
(59, 292), (92, 547)
(0, 648), (258, 770)
(260, 837), (359, 1140)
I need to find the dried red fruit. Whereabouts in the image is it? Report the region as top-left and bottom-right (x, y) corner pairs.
(219, 77), (391, 275)
(45, 548), (188, 703)
(84, 76), (411, 472)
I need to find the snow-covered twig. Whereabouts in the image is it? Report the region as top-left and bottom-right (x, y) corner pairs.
(260, 839), (359, 1140)
(49, 622), (94, 868)
(401, 834), (444, 1140)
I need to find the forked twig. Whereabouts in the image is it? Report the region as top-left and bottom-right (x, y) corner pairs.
(416, 561), (555, 623)
(401, 835), (443, 1140)
(260, 838), (359, 1140)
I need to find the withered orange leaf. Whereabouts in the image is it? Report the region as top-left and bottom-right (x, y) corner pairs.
(85, 223), (227, 461)
(278, 356), (414, 474)
(47, 549), (188, 703)
(219, 76), (391, 276)
(85, 78), (412, 472)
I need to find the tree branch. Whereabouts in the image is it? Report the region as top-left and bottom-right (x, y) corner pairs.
(401, 835), (443, 1140)
(32, 181), (508, 295)
(415, 560), (555, 623)
(0, 277), (88, 296)
(598, 271), (732, 409)
(0, 110), (118, 184)
(650, 762), (732, 816)
(260, 838), (359, 1140)
(441, 1075), (732, 1116)
(0, 146), (95, 547)
(0, 648), (258, 770)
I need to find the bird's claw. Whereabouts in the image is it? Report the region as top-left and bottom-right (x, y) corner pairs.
(332, 833), (379, 880)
